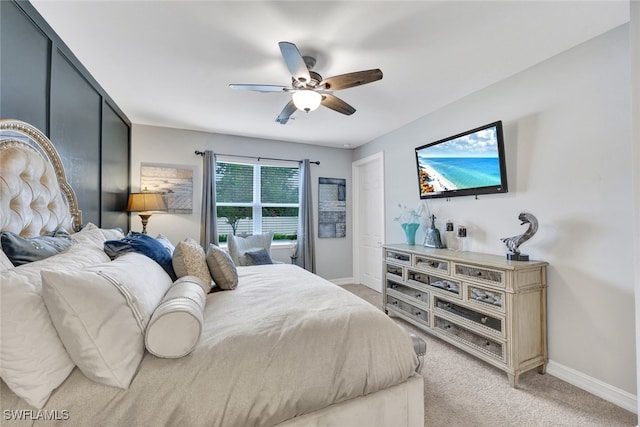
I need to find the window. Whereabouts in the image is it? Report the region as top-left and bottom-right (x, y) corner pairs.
(215, 160), (299, 242)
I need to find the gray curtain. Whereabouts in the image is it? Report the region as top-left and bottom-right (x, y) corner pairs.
(295, 159), (316, 273)
(200, 150), (218, 248)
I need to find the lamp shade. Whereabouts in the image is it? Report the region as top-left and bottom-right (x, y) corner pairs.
(292, 90), (322, 112)
(127, 192), (167, 213)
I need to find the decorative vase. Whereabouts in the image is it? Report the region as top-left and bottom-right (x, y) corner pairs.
(401, 222), (420, 245)
(424, 214), (445, 248)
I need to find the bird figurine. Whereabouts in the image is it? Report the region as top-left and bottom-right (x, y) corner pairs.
(500, 212), (538, 261)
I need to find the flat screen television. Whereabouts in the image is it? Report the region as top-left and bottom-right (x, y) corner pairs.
(415, 121), (508, 199)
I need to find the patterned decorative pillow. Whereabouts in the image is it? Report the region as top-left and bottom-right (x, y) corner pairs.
(244, 248), (273, 266)
(104, 232), (177, 280)
(227, 232), (273, 266)
(205, 244), (238, 290)
(0, 229), (72, 266)
(172, 238), (212, 293)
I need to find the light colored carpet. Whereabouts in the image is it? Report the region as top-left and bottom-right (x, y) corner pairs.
(341, 284), (637, 427)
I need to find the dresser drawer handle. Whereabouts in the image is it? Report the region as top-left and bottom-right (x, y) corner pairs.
(391, 301), (398, 305)
(481, 317), (488, 324)
(476, 272), (483, 276)
(415, 293), (422, 298)
(415, 311), (422, 316)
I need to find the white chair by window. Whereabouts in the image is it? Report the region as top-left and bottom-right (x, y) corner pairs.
(227, 232), (279, 266)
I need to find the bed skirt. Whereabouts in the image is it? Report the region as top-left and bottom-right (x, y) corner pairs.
(275, 374), (424, 427)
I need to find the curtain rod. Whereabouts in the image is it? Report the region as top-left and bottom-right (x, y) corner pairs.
(194, 150), (320, 165)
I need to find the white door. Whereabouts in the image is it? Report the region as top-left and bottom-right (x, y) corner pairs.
(353, 153), (385, 291)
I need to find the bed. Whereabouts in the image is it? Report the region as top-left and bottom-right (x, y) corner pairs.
(0, 119), (424, 426)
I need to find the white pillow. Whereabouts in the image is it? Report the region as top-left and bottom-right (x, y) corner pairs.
(0, 247), (14, 270)
(99, 226), (125, 241)
(41, 252), (173, 389)
(0, 243), (111, 408)
(227, 232), (273, 266)
(70, 222), (125, 247)
(155, 233), (175, 255)
(145, 276), (206, 358)
(70, 223), (106, 247)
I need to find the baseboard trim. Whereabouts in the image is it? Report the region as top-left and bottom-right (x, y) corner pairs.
(331, 277), (355, 286)
(547, 360), (637, 414)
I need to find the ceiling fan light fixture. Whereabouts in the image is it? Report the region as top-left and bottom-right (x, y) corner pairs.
(231, 42), (382, 123)
(292, 90), (322, 113)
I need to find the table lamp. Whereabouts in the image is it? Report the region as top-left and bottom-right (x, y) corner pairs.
(127, 192), (167, 234)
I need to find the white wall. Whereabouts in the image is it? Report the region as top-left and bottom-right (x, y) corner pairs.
(631, 0), (640, 418)
(130, 125), (354, 281)
(355, 25), (636, 405)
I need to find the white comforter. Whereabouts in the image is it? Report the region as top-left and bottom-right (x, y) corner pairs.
(1, 264), (418, 426)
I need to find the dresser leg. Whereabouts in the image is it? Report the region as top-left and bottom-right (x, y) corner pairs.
(538, 363), (547, 375)
(508, 373), (519, 388)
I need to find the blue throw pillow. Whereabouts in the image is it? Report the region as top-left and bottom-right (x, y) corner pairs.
(244, 248), (273, 266)
(0, 229), (73, 266)
(104, 232), (177, 280)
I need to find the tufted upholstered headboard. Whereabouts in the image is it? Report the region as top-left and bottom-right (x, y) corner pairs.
(0, 119), (82, 237)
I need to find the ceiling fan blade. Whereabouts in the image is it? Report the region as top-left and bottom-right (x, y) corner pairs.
(229, 84), (290, 93)
(275, 100), (297, 124)
(321, 94), (356, 115)
(278, 41), (312, 85)
(320, 69), (383, 91)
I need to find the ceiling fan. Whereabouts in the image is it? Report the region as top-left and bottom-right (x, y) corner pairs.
(229, 41), (383, 125)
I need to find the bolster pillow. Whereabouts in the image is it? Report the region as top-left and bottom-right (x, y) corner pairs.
(145, 276), (206, 358)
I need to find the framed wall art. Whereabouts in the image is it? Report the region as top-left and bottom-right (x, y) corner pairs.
(140, 163), (194, 214)
(318, 177), (346, 238)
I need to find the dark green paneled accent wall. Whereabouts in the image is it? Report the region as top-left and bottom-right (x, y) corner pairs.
(0, 0), (130, 232)
(102, 104), (130, 229)
(0, 0), (49, 132)
(50, 50), (102, 225)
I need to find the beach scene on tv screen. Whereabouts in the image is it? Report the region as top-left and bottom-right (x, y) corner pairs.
(417, 126), (501, 196)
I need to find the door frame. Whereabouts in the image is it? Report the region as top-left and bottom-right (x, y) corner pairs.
(352, 151), (385, 288)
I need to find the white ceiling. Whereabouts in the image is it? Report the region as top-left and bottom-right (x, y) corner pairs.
(31, 1), (629, 148)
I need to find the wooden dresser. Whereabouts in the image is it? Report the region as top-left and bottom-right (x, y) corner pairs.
(382, 243), (548, 387)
